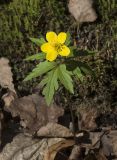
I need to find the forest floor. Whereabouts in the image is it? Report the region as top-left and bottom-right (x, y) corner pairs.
(0, 0), (117, 160)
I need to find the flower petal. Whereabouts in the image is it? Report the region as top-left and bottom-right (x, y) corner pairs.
(46, 50), (58, 61)
(57, 32), (67, 44)
(46, 32), (57, 43)
(41, 43), (53, 53)
(59, 45), (70, 56)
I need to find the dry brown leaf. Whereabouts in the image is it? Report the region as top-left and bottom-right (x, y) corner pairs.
(0, 58), (15, 92)
(37, 122), (73, 137)
(68, 145), (81, 160)
(89, 132), (103, 147)
(0, 133), (38, 160)
(85, 131), (117, 159)
(3, 94), (64, 134)
(2, 91), (17, 109)
(0, 111), (3, 146)
(0, 133), (74, 160)
(68, 0), (97, 22)
(85, 150), (107, 160)
(44, 139), (74, 160)
(101, 130), (117, 156)
(110, 130), (117, 156)
(96, 150), (107, 160)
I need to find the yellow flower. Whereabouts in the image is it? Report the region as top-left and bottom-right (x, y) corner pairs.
(41, 32), (70, 61)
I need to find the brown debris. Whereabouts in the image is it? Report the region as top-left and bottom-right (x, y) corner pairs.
(77, 106), (98, 130)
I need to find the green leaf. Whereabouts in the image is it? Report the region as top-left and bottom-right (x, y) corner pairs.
(39, 76), (49, 87)
(68, 46), (76, 57)
(74, 49), (95, 57)
(73, 67), (84, 81)
(66, 60), (94, 76)
(58, 64), (74, 94)
(42, 68), (59, 106)
(29, 37), (46, 46)
(66, 60), (79, 70)
(25, 52), (45, 61)
(24, 61), (56, 81)
(77, 62), (94, 76)
(65, 32), (71, 46)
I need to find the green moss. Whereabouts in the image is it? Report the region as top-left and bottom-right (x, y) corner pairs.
(0, 0), (70, 57)
(97, 0), (117, 21)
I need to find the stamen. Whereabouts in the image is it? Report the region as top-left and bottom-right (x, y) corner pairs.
(54, 43), (64, 52)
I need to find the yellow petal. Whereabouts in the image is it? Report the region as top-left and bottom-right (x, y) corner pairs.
(59, 45), (70, 56)
(46, 50), (58, 61)
(57, 32), (67, 44)
(46, 32), (57, 43)
(41, 43), (53, 53)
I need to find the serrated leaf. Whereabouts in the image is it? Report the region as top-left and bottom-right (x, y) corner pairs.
(65, 32), (71, 46)
(73, 67), (84, 81)
(39, 76), (49, 87)
(42, 68), (59, 105)
(66, 60), (94, 76)
(74, 49), (95, 57)
(24, 61), (56, 81)
(30, 37), (46, 46)
(58, 64), (74, 94)
(77, 61), (94, 76)
(68, 46), (76, 57)
(25, 52), (45, 61)
(66, 60), (79, 70)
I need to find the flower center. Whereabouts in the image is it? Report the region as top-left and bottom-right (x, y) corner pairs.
(54, 43), (64, 53)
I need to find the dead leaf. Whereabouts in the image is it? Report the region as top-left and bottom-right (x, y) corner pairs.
(0, 111), (3, 146)
(0, 58), (15, 92)
(44, 139), (74, 160)
(37, 123), (73, 137)
(68, 145), (81, 160)
(110, 130), (117, 156)
(0, 133), (38, 160)
(2, 91), (17, 109)
(96, 150), (107, 160)
(0, 133), (74, 160)
(3, 94), (64, 134)
(89, 132), (103, 147)
(85, 150), (107, 160)
(101, 130), (117, 156)
(68, 0), (97, 22)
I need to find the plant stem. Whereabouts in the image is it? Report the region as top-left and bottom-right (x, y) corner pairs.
(67, 92), (76, 140)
